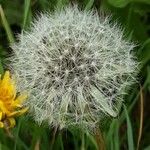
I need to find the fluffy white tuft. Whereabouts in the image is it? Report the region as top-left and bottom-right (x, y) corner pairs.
(9, 6), (138, 129)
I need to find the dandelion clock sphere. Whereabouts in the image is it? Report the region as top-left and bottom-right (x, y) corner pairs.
(10, 6), (138, 129)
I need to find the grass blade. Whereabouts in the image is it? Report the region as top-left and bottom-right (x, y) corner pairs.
(0, 5), (15, 43)
(0, 59), (4, 75)
(144, 145), (150, 150)
(85, 0), (94, 10)
(56, 0), (69, 10)
(94, 128), (105, 150)
(123, 104), (135, 150)
(114, 121), (120, 150)
(86, 132), (98, 150)
(136, 86), (144, 150)
(22, 0), (31, 30)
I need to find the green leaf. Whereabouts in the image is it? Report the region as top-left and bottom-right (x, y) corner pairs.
(114, 121), (120, 150)
(144, 145), (150, 150)
(146, 66), (150, 92)
(0, 5), (15, 43)
(138, 39), (150, 67)
(86, 132), (98, 150)
(0, 0), (23, 26)
(0, 143), (9, 150)
(107, 0), (129, 8)
(0, 59), (4, 75)
(56, 0), (69, 10)
(123, 105), (135, 150)
(22, 0), (32, 30)
(136, 0), (150, 5)
(107, 0), (150, 8)
(85, 0), (94, 10)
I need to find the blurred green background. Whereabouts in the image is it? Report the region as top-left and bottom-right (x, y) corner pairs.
(0, 0), (150, 150)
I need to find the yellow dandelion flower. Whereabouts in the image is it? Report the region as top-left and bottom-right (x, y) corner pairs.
(0, 71), (28, 129)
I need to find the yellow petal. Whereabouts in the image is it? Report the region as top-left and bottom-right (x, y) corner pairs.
(0, 121), (4, 128)
(0, 71), (16, 101)
(0, 101), (10, 114)
(8, 107), (29, 117)
(12, 94), (28, 108)
(0, 112), (2, 120)
(0, 71), (10, 85)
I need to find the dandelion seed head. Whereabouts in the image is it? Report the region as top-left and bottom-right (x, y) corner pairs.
(9, 5), (138, 130)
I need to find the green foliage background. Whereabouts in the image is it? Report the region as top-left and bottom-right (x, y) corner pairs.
(0, 0), (150, 150)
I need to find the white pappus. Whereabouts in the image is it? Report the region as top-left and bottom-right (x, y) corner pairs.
(9, 5), (138, 130)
